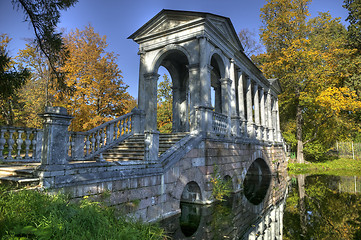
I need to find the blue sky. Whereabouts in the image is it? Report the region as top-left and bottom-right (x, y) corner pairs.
(0, 0), (349, 98)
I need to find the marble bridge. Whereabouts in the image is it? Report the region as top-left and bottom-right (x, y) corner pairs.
(0, 10), (288, 222)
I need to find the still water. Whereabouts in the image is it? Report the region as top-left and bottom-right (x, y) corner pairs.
(161, 174), (361, 239)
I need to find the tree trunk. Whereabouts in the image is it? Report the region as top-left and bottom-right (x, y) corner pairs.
(296, 95), (304, 163)
(297, 174), (307, 237)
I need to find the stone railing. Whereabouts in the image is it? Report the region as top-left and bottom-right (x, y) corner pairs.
(69, 109), (145, 161)
(212, 112), (228, 135)
(0, 126), (43, 162)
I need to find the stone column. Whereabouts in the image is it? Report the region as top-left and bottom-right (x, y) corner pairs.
(137, 49), (147, 111)
(172, 86), (180, 132)
(199, 36), (211, 108)
(275, 97), (281, 142)
(246, 77), (255, 138)
(221, 77), (232, 136)
(260, 88), (266, 141)
(267, 90), (274, 142)
(229, 59), (237, 116)
(38, 106), (73, 188)
(237, 71), (247, 136)
(144, 72), (160, 131)
(188, 64), (200, 133)
(253, 83), (261, 140)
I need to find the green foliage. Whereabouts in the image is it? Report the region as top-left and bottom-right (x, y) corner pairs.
(288, 158), (361, 176)
(343, 0), (361, 50)
(209, 165), (232, 201)
(157, 74), (172, 133)
(0, 34), (30, 126)
(0, 188), (168, 240)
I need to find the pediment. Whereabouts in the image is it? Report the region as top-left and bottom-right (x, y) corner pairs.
(128, 10), (244, 52)
(207, 17), (244, 51)
(128, 10), (202, 41)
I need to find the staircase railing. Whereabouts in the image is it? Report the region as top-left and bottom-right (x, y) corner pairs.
(0, 126), (43, 163)
(69, 112), (134, 161)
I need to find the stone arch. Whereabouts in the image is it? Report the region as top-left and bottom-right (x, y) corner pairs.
(209, 52), (226, 113)
(180, 181), (202, 203)
(172, 167), (209, 205)
(151, 44), (193, 73)
(150, 45), (192, 132)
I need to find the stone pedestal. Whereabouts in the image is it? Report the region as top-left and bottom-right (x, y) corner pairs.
(37, 106), (73, 188)
(144, 130), (159, 161)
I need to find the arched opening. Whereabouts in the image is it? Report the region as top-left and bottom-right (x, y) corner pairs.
(243, 158), (271, 205)
(210, 54), (225, 113)
(156, 50), (190, 133)
(180, 181), (202, 203)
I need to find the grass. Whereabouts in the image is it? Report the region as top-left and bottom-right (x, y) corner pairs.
(0, 186), (169, 240)
(288, 158), (361, 176)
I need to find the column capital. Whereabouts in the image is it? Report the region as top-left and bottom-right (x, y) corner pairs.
(144, 72), (160, 81)
(220, 78), (232, 86)
(186, 63), (200, 71)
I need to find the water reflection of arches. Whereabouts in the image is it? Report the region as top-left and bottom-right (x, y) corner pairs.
(152, 48), (190, 132)
(243, 158), (271, 205)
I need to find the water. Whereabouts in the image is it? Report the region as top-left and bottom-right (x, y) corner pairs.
(161, 174), (361, 239)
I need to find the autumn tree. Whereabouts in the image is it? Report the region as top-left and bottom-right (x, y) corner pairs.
(54, 25), (135, 131)
(157, 74), (173, 133)
(258, 0), (361, 162)
(0, 34), (30, 126)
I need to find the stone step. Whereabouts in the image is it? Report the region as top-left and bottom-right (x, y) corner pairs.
(0, 176), (40, 187)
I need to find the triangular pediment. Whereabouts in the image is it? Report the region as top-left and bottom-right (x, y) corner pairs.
(128, 10), (244, 52)
(207, 16), (244, 51)
(128, 10), (203, 41)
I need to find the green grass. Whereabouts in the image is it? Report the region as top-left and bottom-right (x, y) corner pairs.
(0, 186), (168, 240)
(288, 158), (361, 176)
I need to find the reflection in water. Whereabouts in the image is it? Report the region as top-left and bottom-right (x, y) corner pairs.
(243, 172), (271, 205)
(161, 174), (287, 239)
(284, 175), (361, 240)
(179, 203), (201, 237)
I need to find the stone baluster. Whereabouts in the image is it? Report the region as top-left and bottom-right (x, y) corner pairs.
(113, 121), (118, 140)
(24, 129), (32, 159)
(32, 129), (43, 161)
(85, 136), (91, 156)
(91, 133), (96, 153)
(96, 130), (101, 150)
(127, 116), (131, 134)
(0, 129), (6, 160)
(7, 129), (15, 160)
(101, 128), (106, 147)
(16, 130), (24, 160)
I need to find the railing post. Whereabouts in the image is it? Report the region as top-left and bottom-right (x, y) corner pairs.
(131, 108), (145, 134)
(144, 130), (159, 161)
(71, 132), (86, 160)
(37, 107), (73, 188)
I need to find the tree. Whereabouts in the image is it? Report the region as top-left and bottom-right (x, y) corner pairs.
(14, 42), (51, 128)
(157, 74), (172, 133)
(0, 34), (30, 125)
(54, 25), (135, 131)
(11, 0), (78, 92)
(343, 0), (361, 51)
(238, 28), (263, 58)
(258, 0), (361, 162)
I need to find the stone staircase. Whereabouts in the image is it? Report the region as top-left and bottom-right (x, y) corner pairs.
(101, 132), (189, 161)
(0, 163), (40, 187)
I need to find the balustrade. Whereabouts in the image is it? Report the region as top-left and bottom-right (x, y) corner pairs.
(69, 112), (134, 161)
(212, 112), (228, 135)
(0, 126), (43, 162)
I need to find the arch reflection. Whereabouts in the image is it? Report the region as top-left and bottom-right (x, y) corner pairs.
(243, 158), (271, 205)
